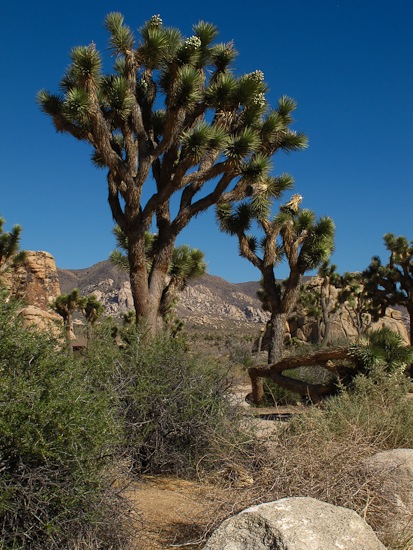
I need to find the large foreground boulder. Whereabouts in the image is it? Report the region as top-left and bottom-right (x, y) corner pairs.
(203, 497), (384, 550)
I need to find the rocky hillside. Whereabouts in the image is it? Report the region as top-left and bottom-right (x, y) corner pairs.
(57, 261), (410, 343)
(58, 261), (268, 329)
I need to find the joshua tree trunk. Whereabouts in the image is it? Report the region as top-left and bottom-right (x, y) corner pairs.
(128, 231), (151, 329)
(252, 313), (288, 403)
(128, 229), (176, 337)
(408, 304), (413, 346)
(268, 312), (288, 364)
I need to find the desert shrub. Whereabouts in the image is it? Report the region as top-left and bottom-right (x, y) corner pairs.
(0, 300), (125, 549)
(225, 337), (255, 369)
(100, 329), (246, 476)
(261, 371), (302, 406)
(203, 329), (413, 549)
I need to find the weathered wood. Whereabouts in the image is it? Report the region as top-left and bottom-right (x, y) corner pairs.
(248, 346), (351, 404)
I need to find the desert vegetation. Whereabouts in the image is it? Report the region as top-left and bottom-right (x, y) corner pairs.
(1, 276), (413, 547)
(1, 8), (412, 549)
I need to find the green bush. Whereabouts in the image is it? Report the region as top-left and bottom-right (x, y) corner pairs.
(91, 328), (245, 476)
(0, 300), (123, 549)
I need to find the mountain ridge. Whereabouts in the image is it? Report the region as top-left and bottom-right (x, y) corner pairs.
(57, 260), (267, 328)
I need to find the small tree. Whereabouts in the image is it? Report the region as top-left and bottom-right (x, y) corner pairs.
(217, 190), (335, 366)
(363, 233), (413, 345)
(0, 215), (26, 277)
(38, 13), (307, 337)
(110, 225), (206, 330)
(52, 289), (86, 347)
(337, 272), (379, 337)
(83, 294), (104, 342)
(296, 261), (341, 343)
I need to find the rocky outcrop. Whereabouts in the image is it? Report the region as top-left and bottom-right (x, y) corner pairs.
(289, 305), (409, 344)
(6, 251), (61, 310)
(363, 449), (413, 542)
(178, 283), (268, 326)
(18, 306), (62, 336)
(289, 276), (410, 344)
(204, 497), (385, 549)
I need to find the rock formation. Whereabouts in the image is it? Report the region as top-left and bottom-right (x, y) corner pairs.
(2, 251), (62, 333)
(290, 276), (410, 344)
(56, 260), (410, 340)
(203, 497), (385, 549)
(6, 251), (61, 310)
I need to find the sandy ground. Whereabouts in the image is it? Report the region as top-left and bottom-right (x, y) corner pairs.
(123, 475), (230, 549)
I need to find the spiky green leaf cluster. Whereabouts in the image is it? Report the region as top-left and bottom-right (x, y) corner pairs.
(0, 216), (26, 273)
(297, 214), (335, 271)
(69, 45), (102, 82)
(101, 76), (135, 120)
(181, 122), (228, 160)
(169, 66), (203, 108)
(105, 12), (134, 53)
(216, 202), (251, 235)
(225, 128), (260, 160)
(170, 245), (206, 281)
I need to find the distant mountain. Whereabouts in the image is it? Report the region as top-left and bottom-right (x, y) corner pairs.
(57, 261), (268, 329)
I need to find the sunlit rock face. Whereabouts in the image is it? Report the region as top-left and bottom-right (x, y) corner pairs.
(6, 251), (61, 310)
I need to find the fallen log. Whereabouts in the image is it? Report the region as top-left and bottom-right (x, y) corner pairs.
(248, 347), (351, 404)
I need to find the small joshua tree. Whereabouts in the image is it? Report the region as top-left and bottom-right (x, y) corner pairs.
(0, 215), (26, 277)
(52, 289), (86, 348)
(295, 261), (342, 343)
(83, 294), (103, 342)
(363, 233), (413, 345)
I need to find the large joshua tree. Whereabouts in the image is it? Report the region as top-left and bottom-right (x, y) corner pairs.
(217, 190), (335, 365)
(363, 233), (413, 345)
(38, 13), (307, 336)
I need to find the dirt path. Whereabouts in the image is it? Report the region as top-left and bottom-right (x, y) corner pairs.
(123, 476), (230, 549)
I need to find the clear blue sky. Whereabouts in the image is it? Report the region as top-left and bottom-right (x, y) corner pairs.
(1, 0), (412, 283)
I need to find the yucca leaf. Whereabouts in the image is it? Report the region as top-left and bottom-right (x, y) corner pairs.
(210, 42), (237, 71)
(279, 130), (309, 153)
(152, 109), (166, 137)
(105, 12), (134, 53)
(225, 128), (260, 160)
(240, 154), (272, 182)
(171, 66), (203, 108)
(63, 87), (91, 122)
(37, 91), (64, 116)
(69, 45), (102, 82)
(204, 73), (238, 108)
(193, 21), (218, 47)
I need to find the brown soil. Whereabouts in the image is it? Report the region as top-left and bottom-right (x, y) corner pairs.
(122, 475), (231, 549)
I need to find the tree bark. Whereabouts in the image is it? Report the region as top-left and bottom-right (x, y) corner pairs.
(251, 313), (288, 403)
(128, 227), (177, 338)
(268, 313), (288, 364)
(408, 305), (413, 346)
